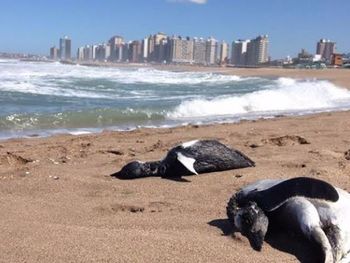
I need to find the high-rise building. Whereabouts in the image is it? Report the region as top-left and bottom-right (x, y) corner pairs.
(316, 39), (336, 62)
(95, 43), (111, 62)
(141, 38), (149, 62)
(129, 40), (142, 63)
(193, 38), (206, 64)
(59, 36), (71, 60)
(109, 35), (124, 61)
(158, 38), (169, 63)
(50, 46), (59, 60)
(105, 44), (111, 61)
(91, 45), (98, 61)
(231, 39), (250, 66)
(83, 45), (93, 61)
(153, 32), (167, 62)
(246, 35), (269, 66)
(116, 43), (126, 62)
(156, 38), (169, 63)
(122, 42), (130, 62)
(205, 37), (217, 65)
(147, 35), (155, 61)
(146, 32), (167, 62)
(219, 41), (229, 64)
(77, 47), (84, 61)
(169, 36), (194, 64)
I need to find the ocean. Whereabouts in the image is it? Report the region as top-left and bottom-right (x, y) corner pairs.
(1, 59), (350, 139)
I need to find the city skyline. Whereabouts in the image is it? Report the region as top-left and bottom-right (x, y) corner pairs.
(69, 33), (270, 67)
(0, 0), (349, 58)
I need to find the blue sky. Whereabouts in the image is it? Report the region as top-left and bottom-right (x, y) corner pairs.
(0, 0), (349, 58)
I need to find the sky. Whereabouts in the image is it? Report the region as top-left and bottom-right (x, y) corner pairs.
(0, 0), (349, 59)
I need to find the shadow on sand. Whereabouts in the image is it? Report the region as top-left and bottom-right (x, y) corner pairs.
(208, 218), (323, 263)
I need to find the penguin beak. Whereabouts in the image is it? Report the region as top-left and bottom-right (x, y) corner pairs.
(236, 202), (269, 252)
(246, 231), (265, 251)
(110, 161), (144, 179)
(110, 170), (123, 179)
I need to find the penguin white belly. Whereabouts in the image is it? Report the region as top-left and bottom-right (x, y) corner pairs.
(312, 188), (350, 262)
(331, 189), (350, 260)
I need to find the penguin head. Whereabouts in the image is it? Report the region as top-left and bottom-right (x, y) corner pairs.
(111, 161), (160, 179)
(234, 202), (269, 251)
(110, 161), (144, 179)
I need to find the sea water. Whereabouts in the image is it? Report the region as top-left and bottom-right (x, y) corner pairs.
(1, 59), (350, 139)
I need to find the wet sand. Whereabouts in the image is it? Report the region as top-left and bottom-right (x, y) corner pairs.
(1, 110), (350, 262)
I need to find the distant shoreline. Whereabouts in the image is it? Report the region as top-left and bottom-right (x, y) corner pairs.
(5, 58), (348, 89)
(70, 60), (350, 89)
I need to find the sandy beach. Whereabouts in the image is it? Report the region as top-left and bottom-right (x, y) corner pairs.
(155, 65), (350, 89)
(1, 68), (350, 262)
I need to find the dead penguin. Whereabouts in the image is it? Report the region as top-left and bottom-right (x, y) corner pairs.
(111, 139), (254, 179)
(226, 177), (350, 262)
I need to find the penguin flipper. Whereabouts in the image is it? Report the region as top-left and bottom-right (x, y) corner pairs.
(177, 152), (198, 175)
(247, 177), (339, 212)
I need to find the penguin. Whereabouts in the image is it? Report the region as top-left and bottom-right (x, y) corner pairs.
(226, 177), (350, 263)
(111, 139), (255, 179)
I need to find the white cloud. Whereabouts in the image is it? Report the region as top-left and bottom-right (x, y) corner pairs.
(189, 0), (207, 3)
(168, 0), (207, 4)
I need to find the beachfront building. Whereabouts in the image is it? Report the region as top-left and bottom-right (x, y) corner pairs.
(205, 37), (218, 65)
(193, 37), (206, 64)
(316, 39), (336, 62)
(50, 46), (59, 60)
(169, 36), (194, 64)
(91, 45), (98, 60)
(109, 35), (124, 62)
(219, 41), (229, 64)
(153, 32), (167, 62)
(76, 45), (97, 61)
(112, 43), (126, 62)
(129, 40), (142, 63)
(231, 39), (250, 66)
(95, 43), (111, 62)
(146, 32), (167, 62)
(84, 45), (93, 61)
(331, 53), (343, 66)
(77, 47), (84, 61)
(59, 36), (71, 61)
(141, 37), (149, 62)
(246, 35), (269, 66)
(295, 48), (313, 64)
(158, 38), (169, 63)
(147, 35), (155, 62)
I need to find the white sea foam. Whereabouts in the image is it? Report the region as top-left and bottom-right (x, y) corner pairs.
(0, 60), (245, 83)
(2, 60), (350, 140)
(117, 68), (244, 84)
(0, 80), (111, 99)
(0, 61), (251, 98)
(167, 78), (350, 119)
(68, 130), (93, 135)
(0, 59), (19, 63)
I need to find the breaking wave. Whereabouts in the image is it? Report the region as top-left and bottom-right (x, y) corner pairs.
(1, 60), (350, 139)
(168, 78), (350, 119)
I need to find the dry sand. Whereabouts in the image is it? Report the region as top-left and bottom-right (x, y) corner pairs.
(1, 68), (350, 262)
(1, 111), (350, 262)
